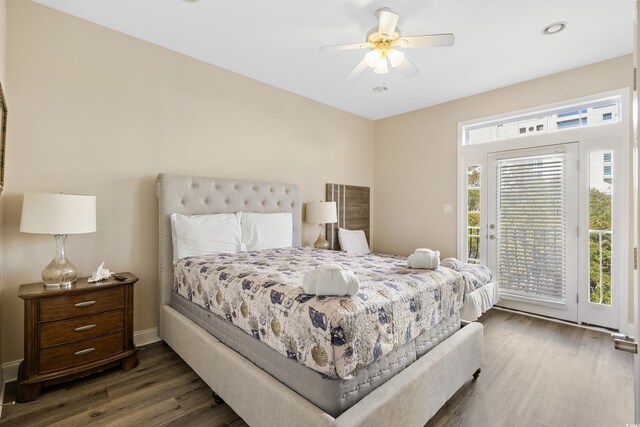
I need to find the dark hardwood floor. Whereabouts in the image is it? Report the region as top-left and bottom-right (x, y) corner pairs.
(428, 309), (633, 427)
(1, 309), (633, 426)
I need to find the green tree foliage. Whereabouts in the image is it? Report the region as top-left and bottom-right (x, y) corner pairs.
(468, 212), (480, 227)
(589, 188), (612, 230)
(467, 166), (481, 262)
(468, 189), (480, 212)
(589, 188), (612, 305)
(467, 166), (480, 188)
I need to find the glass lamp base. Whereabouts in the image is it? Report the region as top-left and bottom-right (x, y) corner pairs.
(42, 235), (77, 288)
(313, 225), (330, 250)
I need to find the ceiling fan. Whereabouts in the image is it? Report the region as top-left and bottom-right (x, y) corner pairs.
(320, 7), (455, 81)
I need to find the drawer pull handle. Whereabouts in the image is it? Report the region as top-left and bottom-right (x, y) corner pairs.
(74, 348), (95, 356)
(74, 324), (96, 332)
(74, 301), (96, 307)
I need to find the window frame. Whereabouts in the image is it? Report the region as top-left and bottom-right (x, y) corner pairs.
(457, 88), (630, 334)
(462, 95), (622, 146)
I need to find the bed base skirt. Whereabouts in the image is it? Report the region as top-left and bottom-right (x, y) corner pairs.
(161, 304), (483, 427)
(460, 281), (500, 322)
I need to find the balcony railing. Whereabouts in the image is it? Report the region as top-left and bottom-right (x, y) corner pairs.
(589, 229), (612, 305)
(467, 226), (480, 264)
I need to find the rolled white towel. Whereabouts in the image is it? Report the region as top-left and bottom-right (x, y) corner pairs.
(303, 264), (360, 296)
(415, 248), (433, 253)
(441, 257), (464, 271)
(407, 248), (440, 269)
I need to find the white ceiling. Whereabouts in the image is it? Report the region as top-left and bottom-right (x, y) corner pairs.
(33, 0), (634, 120)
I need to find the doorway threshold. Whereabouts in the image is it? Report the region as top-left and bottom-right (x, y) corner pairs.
(493, 306), (619, 335)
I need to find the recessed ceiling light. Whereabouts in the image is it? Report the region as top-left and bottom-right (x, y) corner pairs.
(372, 85), (388, 94)
(541, 21), (568, 36)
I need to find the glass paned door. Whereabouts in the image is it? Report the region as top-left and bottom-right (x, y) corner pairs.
(487, 144), (579, 321)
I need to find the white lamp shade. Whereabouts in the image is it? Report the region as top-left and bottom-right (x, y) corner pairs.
(306, 201), (337, 224)
(20, 193), (97, 235)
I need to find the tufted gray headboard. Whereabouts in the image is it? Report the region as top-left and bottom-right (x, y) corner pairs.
(155, 173), (301, 338)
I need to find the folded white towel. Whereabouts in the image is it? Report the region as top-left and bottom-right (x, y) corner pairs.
(414, 248), (434, 253)
(303, 264), (360, 296)
(441, 257), (464, 271)
(407, 248), (440, 269)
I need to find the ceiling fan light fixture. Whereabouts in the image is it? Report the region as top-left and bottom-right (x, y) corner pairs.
(365, 49), (383, 67)
(387, 49), (405, 68)
(320, 6), (454, 83)
(374, 58), (389, 74)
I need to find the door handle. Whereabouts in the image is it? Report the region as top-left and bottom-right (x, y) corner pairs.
(612, 333), (638, 354)
(489, 235), (496, 240)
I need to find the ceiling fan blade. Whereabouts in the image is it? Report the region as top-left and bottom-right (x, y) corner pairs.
(397, 33), (455, 48)
(396, 57), (420, 79)
(377, 9), (399, 38)
(319, 43), (369, 52)
(346, 58), (369, 81)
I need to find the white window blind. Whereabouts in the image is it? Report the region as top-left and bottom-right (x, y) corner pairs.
(496, 153), (567, 304)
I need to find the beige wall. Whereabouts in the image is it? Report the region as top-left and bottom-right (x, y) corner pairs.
(373, 55), (633, 258)
(0, 0), (374, 363)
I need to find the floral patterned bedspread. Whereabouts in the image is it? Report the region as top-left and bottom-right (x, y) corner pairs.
(455, 263), (493, 293)
(174, 247), (476, 379)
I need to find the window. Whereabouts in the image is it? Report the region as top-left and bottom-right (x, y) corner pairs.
(459, 89), (629, 331)
(557, 117), (588, 129)
(558, 108), (587, 118)
(463, 96), (621, 145)
(467, 165), (480, 264)
(589, 151), (613, 305)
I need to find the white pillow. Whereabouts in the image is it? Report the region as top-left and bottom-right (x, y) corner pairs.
(338, 228), (370, 254)
(170, 213), (242, 263)
(241, 212), (293, 251)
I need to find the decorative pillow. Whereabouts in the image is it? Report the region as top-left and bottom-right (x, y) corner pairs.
(241, 212), (293, 251)
(170, 213), (242, 263)
(338, 228), (370, 254)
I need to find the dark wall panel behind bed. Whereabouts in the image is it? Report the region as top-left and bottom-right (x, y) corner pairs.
(326, 183), (370, 251)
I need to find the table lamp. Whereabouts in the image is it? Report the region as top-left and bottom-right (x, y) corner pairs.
(20, 193), (96, 288)
(305, 201), (337, 249)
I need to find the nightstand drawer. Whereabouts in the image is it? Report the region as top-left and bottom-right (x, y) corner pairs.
(39, 287), (124, 322)
(39, 310), (124, 348)
(39, 331), (124, 374)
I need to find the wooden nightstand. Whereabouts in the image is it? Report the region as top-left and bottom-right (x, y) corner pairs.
(17, 273), (139, 402)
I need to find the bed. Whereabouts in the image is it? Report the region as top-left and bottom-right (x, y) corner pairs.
(458, 266), (500, 321)
(156, 173), (483, 427)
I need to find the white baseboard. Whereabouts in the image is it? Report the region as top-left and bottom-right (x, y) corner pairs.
(1, 360), (20, 384)
(133, 327), (161, 347)
(0, 327), (161, 385)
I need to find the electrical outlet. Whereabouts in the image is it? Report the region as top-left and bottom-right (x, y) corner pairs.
(443, 204), (453, 214)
